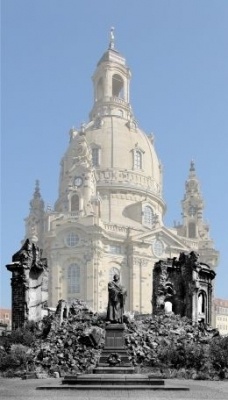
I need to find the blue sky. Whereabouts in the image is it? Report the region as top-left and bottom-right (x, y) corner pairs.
(1, 0), (228, 308)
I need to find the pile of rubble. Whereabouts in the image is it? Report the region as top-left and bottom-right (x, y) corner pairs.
(124, 314), (219, 367)
(27, 299), (105, 377)
(6, 299), (225, 379)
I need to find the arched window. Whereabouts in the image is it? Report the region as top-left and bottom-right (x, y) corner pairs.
(68, 264), (80, 293)
(71, 194), (79, 212)
(112, 74), (124, 98)
(198, 292), (206, 314)
(66, 232), (79, 247)
(134, 150), (142, 169)
(143, 206), (154, 226)
(97, 77), (103, 100)
(109, 267), (120, 282)
(92, 148), (99, 166)
(188, 222), (196, 238)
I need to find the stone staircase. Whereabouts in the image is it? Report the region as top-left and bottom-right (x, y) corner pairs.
(37, 323), (189, 391)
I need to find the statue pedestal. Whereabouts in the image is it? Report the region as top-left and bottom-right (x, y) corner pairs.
(94, 323), (134, 373)
(104, 323), (125, 349)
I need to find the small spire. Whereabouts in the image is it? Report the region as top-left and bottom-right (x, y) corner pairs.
(109, 27), (115, 49)
(34, 180), (40, 197)
(190, 160), (195, 172)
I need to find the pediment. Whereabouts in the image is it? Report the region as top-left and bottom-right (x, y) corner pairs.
(130, 226), (191, 252)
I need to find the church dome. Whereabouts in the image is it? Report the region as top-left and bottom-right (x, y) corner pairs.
(84, 117), (163, 201)
(58, 32), (166, 223)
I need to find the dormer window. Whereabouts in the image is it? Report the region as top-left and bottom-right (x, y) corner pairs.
(91, 143), (101, 167)
(131, 145), (144, 170)
(112, 74), (124, 98)
(92, 148), (99, 166)
(143, 205), (154, 227)
(134, 150), (142, 169)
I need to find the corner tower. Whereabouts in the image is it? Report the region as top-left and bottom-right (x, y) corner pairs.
(175, 161), (219, 269)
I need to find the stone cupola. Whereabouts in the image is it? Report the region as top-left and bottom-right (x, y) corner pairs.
(89, 28), (133, 123)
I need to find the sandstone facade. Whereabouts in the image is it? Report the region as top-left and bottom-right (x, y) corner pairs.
(23, 35), (219, 314)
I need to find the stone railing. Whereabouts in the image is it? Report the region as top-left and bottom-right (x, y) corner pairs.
(95, 96), (128, 108)
(181, 238), (199, 249)
(97, 169), (161, 195)
(103, 222), (128, 235)
(110, 96), (127, 106)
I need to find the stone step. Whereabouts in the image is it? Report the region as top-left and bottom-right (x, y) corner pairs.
(62, 378), (164, 386)
(37, 384), (189, 391)
(93, 366), (135, 374)
(64, 373), (160, 379)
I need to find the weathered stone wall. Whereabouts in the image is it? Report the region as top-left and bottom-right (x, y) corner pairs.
(152, 251), (215, 324)
(6, 239), (48, 329)
(9, 272), (27, 329)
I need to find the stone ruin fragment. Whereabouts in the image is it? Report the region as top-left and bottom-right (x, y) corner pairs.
(6, 239), (48, 329)
(152, 251), (215, 325)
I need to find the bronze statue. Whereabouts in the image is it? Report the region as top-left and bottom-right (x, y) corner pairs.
(106, 274), (127, 323)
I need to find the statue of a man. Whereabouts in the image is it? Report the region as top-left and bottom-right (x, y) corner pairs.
(106, 274), (127, 323)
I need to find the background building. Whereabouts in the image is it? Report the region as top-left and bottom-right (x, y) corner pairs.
(213, 298), (228, 335)
(0, 308), (12, 333)
(23, 36), (219, 314)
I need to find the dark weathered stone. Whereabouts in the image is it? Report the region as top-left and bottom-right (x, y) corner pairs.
(6, 239), (48, 329)
(152, 251), (215, 325)
(94, 323), (133, 374)
(106, 274), (127, 323)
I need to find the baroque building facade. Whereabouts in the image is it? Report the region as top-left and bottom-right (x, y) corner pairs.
(213, 298), (228, 335)
(24, 35), (219, 314)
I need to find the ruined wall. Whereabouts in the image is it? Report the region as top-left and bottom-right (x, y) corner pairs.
(6, 239), (48, 329)
(152, 251), (215, 324)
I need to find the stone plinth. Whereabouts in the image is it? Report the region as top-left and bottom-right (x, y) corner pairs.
(105, 323), (125, 348)
(94, 323), (132, 373)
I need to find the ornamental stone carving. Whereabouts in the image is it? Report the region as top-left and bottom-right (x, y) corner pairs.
(152, 251), (215, 325)
(6, 239), (48, 329)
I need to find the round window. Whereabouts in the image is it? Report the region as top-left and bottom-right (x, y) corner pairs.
(152, 240), (164, 257)
(66, 232), (79, 247)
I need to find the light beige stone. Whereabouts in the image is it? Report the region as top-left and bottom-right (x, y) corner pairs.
(24, 40), (219, 314)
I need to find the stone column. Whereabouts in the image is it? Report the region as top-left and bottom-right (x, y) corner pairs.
(6, 239), (48, 329)
(6, 264), (28, 329)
